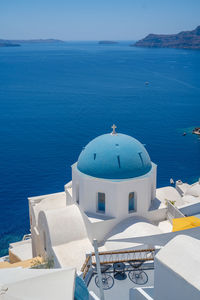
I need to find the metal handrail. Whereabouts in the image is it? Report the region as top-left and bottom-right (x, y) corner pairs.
(81, 248), (155, 279)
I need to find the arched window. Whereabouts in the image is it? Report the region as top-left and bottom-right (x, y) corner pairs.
(97, 192), (105, 213)
(43, 231), (47, 251)
(76, 184), (79, 204)
(129, 192), (135, 212)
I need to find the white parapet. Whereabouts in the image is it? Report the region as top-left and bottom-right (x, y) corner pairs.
(129, 287), (154, 300)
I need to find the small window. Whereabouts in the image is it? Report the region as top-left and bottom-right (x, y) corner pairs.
(129, 192), (135, 212)
(97, 193), (105, 213)
(43, 231), (47, 251)
(76, 184), (79, 204)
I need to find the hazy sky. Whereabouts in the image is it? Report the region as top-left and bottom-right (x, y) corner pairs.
(1, 0), (200, 40)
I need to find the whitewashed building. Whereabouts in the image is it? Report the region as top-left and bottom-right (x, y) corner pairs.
(27, 126), (200, 271)
(1, 126), (200, 300)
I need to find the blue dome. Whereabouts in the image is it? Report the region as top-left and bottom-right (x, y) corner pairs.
(77, 133), (152, 180)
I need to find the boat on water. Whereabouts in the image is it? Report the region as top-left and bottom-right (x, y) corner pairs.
(192, 127), (200, 135)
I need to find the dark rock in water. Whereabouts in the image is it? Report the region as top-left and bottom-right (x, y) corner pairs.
(131, 26), (200, 49)
(0, 42), (20, 47)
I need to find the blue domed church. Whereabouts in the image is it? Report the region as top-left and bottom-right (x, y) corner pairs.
(29, 125), (158, 269)
(71, 125), (157, 241)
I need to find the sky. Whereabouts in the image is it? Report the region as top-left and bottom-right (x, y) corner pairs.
(1, 0), (200, 40)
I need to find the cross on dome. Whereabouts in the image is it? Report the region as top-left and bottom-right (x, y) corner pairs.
(111, 124), (117, 135)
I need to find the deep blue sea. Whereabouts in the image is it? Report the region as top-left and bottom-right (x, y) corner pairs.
(0, 41), (200, 255)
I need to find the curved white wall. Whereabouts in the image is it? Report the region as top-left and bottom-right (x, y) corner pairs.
(38, 205), (88, 247)
(72, 162), (157, 220)
(36, 204), (88, 258)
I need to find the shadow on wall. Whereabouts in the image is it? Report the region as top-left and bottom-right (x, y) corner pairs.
(105, 225), (200, 249)
(104, 216), (152, 240)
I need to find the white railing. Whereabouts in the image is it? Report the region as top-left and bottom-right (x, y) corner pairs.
(166, 200), (185, 224)
(22, 233), (32, 240)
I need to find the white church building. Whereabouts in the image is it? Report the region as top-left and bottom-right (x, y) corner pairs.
(27, 125), (200, 271)
(1, 125), (200, 300)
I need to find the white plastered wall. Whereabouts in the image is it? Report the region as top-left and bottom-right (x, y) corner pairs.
(38, 205), (88, 247)
(29, 161), (158, 257)
(70, 163), (157, 242)
(154, 258), (200, 300)
(154, 235), (200, 300)
(72, 163), (157, 220)
(37, 205), (94, 269)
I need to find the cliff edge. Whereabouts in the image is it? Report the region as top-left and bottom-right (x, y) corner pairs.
(132, 26), (200, 49)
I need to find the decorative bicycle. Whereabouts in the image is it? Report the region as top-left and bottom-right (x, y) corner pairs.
(128, 270), (148, 285)
(95, 274), (114, 290)
(129, 260), (144, 269)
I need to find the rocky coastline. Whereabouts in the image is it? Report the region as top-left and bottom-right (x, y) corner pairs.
(132, 26), (200, 49)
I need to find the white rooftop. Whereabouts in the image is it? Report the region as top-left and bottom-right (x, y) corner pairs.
(53, 238), (93, 270)
(0, 267), (75, 300)
(29, 191), (66, 226)
(155, 186), (181, 207)
(156, 234), (200, 290)
(104, 217), (162, 251)
(9, 239), (32, 261)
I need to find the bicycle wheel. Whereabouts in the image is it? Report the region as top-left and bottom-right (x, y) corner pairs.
(128, 270), (148, 285)
(95, 274), (114, 290)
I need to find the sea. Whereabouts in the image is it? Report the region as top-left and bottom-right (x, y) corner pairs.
(0, 41), (199, 256)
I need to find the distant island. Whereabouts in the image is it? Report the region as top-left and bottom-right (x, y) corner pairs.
(98, 41), (118, 45)
(132, 26), (200, 49)
(0, 42), (20, 47)
(0, 39), (64, 47)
